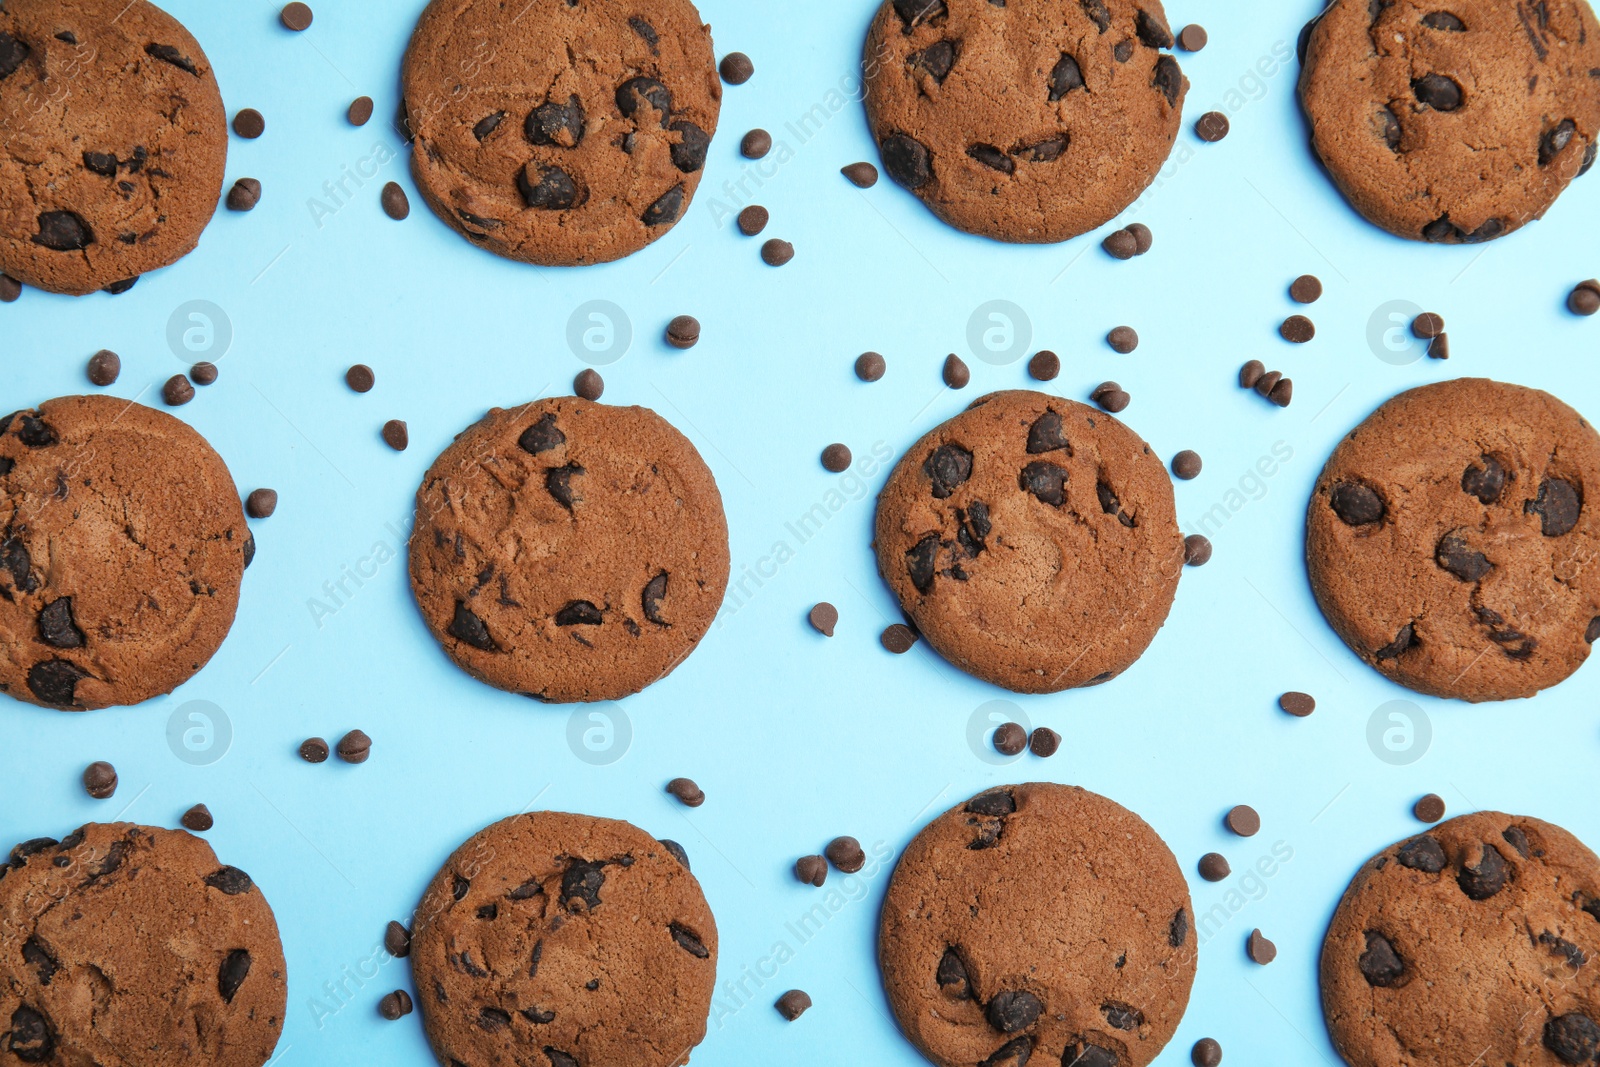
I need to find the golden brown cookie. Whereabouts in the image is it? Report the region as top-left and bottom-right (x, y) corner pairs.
(880, 784), (1195, 1067)
(411, 811), (717, 1067)
(875, 390), (1183, 693)
(401, 0), (720, 266)
(0, 395), (251, 710)
(863, 0), (1187, 243)
(1322, 811), (1600, 1067)
(1299, 0), (1600, 243)
(0, 0), (227, 295)
(408, 398), (728, 703)
(0, 823), (286, 1067)
(1307, 378), (1600, 702)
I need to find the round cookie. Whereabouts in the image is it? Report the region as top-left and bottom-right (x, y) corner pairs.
(1323, 811), (1600, 1067)
(1299, 0), (1600, 244)
(401, 0), (720, 266)
(408, 397), (729, 703)
(862, 0), (1187, 243)
(880, 783), (1195, 1067)
(0, 823), (286, 1066)
(0, 395), (251, 710)
(0, 0), (227, 295)
(874, 390), (1183, 693)
(1307, 378), (1600, 702)
(412, 811), (717, 1067)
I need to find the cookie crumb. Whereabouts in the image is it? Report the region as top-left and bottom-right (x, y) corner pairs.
(808, 602), (838, 636)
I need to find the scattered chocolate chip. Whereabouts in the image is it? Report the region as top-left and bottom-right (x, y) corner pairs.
(1427, 333), (1449, 360)
(345, 364), (375, 392)
(737, 205), (768, 236)
(336, 729), (371, 764)
(299, 737), (329, 763)
(1184, 534), (1212, 566)
(86, 350), (120, 386)
(881, 623), (917, 653)
(1246, 928), (1277, 964)
(1171, 450), (1201, 480)
(378, 990), (413, 1020)
(821, 443), (852, 473)
(1290, 274), (1323, 303)
(348, 96), (374, 126)
(0, 275), (20, 303)
(226, 178), (261, 212)
(1028, 727), (1060, 757)
(1280, 315), (1315, 343)
(775, 989), (812, 1021)
(82, 761), (117, 800)
(1411, 312), (1445, 338)
(1331, 482), (1385, 525)
(381, 182), (410, 220)
(855, 352), (886, 381)
(992, 722), (1027, 756)
(842, 162), (879, 187)
(281, 4), (313, 31)
(1195, 111), (1230, 142)
(794, 855), (827, 886)
(943, 353), (970, 389)
(1126, 223), (1153, 254)
(986, 990), (1043, 1033)
(1226, 805), (1260, 837)
(720, 52), (754, 85)
(163, 375), (194, 406)
(190, 361), (219, 387)
(753, 237), (794, 268)
(1103, 229), (1138, 260)
(1107, 326), (1139, 353)
(232, 109), (265, 139)
(573, 368), (603, 401)
(826, 836), (866, 873)
(383, 921), (411, 958)
(1413, 794), (1446, 823)
(666, 315), (701, 349)
(1569, 280), (1600, 316)
(1279, 691), (1315, 717)
(1091, 382), (1130, 413)
(1191, 1038), (1222, 1067)
(382, 419), (408, 451)
(1239, 360), (1265, 388)
(1028, 350), (1060, 381)
(181, 804), (213, 832)
(808, 602), (838, 636)
(741, 129), (772, 159)
(245, 488), (278, 519)
(1178, 24), (1208, 51)
(666, 778), (705, 807)
(1198, 853), (1230, 881)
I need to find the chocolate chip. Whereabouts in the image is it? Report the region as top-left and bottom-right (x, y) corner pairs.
(1376, 623), (1416, 660)
(666, 314), (701, 349)
(33, 211), (92, 252)
(1541, 119), (1578, 166)
(934, 354), (968, 391)
(616, 77), (672, 123)
(761, 239), (794, 266)
(1103, 229), (1138, 260)
(82, 761), (117, 800)
(1049, 52), (1084, 99)
(1225, 805), (1260, 837)
(1028, 727), (1060, 757)
(741, 128), (772, 159)
(1411, 311), (1445, 338)
(206, 866), (254, 895)
(774, 989), (812, 1021)
(660, 839), (690, 869)
(1127, 223), (1153, 254)
(378, 990), (413, 1020)
(37, 598), (84, 649)
(808, 602), (838, 636)
(1171, 450), (1201, 480)
(1570, 282), (1600, 316)
(299, 737), (329, 763)
(986, 990), (1042, 1033)
(816, 443), (854, 475)
(1092, 382), (1130, 413)
(1458, 843), (1508, 900)
(1412, 72), (1461, 110)
(375, 180), (409, 219)
(1421, 11), (1466, 30)
(641, 572), (669, 625)
(1285, 275), (1323, 305)
(670, 922), (710, 958)
(881, 623), (918, 653)
(1107, 326), (1138, 353)
(1278, 315), (1316, 344)
(280, 3), (314, 31)
(1359, 930), (1405, 986)
(1198, 853), (1230, 881)
(0, 33), (30, 80)
(1184, 533), (1212, 566)
(1460, 455), (1506, 504)
(719, 52), (755, 85)
(1103, 1002), (1143, 1031)
(1279, 691), (1315, 717)
(737, 205), (769, 236)
(384, 921), (411, 958)
(225, 178), (262, 211)
(348, 96), (374, 126)
(924, 446), (974, 503)
(966, 142), (1014, 175)
(519, 413), (565, 454)
(1178, 24), (1208, 51)
(1246, 928), (1276, 964)
(1396, 835), (1445, 872)
(1528, 478), (1582, 536)
(188, 361), (219, 388)
(670, 121), (710, 172)
(336, 729), (372, 764)
(855, 352), (886, 382)
(0, 275), (21, 302)
(28, 659), (88, 706)
(472, 111), (505, 140)
(1195, 111), (1230, 142)
(573, 368), (603, 401)
(795, 854), (827, 886)
(1026, 411), (1069, 455)
(1028, 350), (1060, 381)
(826, 836), (866, 873)
(520, 166), (581, 210)
(241, 488), (277, 520)
(181, 804), (213, 832)
(842, 162), (879, 187)
(880, 133), (933, 189)
(1330, 482), (1384, 525)
(555, 601), (604, 627)
(1435, 532), (1491, 581)
(1189, 1037), (1222, 1067)
(1019, 461), (1068, 506)
(1545, 1013), (1600, 1064)
(666, 778), (705, 807)
(233, 109), (265, 139)
(1413, 794), (1446, 823)
(992, 722), (1027, 756)
(448, 602), (497, 651)
(526, 94), (586, 147)
(162, 375), (194, 406)
(1588, 617), (1600, 644)
(1152, 54), (1183, 105)
(342, 364), (375, 393)
(1239, 360), (1265, 388)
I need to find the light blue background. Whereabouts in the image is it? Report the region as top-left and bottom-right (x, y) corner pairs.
(5, 1), (1600, 1064)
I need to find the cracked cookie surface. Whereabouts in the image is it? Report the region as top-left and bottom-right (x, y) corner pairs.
(879, 783), (1194, 1067)
(862, 0), (1187, 243)
(874, 390), (1182, 693)
(0, 0), (227, 295)
(412, 811), (717, 1067)
(1307, 378), (1600, 701)
(401, 0), (720, 266)
(1298, 0), (1600, 243)
(0, 394), (249, 710)
(1323, 811), (1600, 1067)
(408, 397), (728, 703)
(0, 822), (286, 1067)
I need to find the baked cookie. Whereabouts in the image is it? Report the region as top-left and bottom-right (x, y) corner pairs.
(862, 0), (1187, 243)
(874, 390), (1182, 693)
(409, 398), (728, 703)
(1307, 378), (1600, 701)
(412, 811), (717, 1067)
(880, 784), (1195, 1067)
(0, 823), (286, 1066)
(0, 0), (227, 295)
(0, 395), (251, 710)
(401, 0), (720, 266)
(1323, 811), (1600, 1067)
(1299, 0), (1600, 243)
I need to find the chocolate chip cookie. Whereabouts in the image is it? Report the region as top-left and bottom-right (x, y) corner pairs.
(408, 398), (728, 703)
(401, 0), (720, 266)
(412, 811), (717, 1067)
(1307, 378), (1600, 702)
(880, 784), (1195, 1067)
(0, 823), (286, 1066)
(0, 395), (251, 710)
(0, 0), (228, 295)
(1299, 0), (1600, 243)
(863, 0), (1187, 243)
(1323, 811), (1600, 1067)
(874, 390), (1183, 692)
